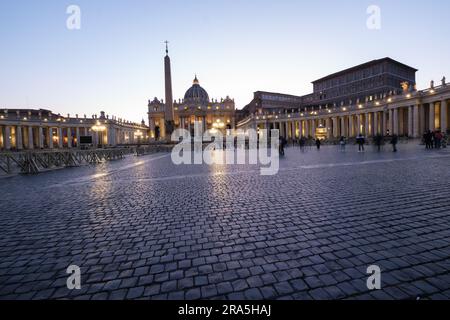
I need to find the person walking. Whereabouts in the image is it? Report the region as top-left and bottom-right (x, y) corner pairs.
(424, 131), (431, 149)
(339, 136), (346, 152)
(357, 134), (365, 152)
(315, 138), (321, 150)
(435, 131), (443, 149)
(299, 136), (305, 152)
(431, 131), (435, 149)
(443, 132), (448, 148)
(374, 134), (382, 152)
(390, 134), (398, 152)
(279, 136), (287, 156)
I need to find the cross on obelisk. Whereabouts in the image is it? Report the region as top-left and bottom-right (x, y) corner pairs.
(165, 40), (169, 55)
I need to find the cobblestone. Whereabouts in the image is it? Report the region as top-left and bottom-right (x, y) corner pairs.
(0, 144), (450, 300)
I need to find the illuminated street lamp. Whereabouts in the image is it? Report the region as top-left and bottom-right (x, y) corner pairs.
(92, 121), (107, 148)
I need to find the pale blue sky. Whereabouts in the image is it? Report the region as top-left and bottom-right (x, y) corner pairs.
(1, 0), (449, 122)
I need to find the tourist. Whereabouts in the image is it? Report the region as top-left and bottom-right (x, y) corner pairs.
(279, 136), (287, 156)
(424, 131), (431, 149)
(339, 136), (346, 152)
(391, 134), (398, 152)
(356, 134), (365, 152)
(299, 136), (306, 152)
(374, 134), (383, 152)
(315, 138), (321, 150)
(430, 131), (435, 149)
(443, 133), (448, 148)
(434, 130), (443, 149)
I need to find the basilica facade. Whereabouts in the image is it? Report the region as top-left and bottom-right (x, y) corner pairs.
(148, 47), (236, 140)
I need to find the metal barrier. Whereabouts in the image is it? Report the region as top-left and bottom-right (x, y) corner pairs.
(0, 148), (133, 175)
(0, 145), (178, 175)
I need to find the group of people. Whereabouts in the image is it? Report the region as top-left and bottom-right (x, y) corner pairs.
(356, 134), (398, 152)
(281, 132), (402, 155)
(423, 130), (447, 149)
(278, 129), (448, 156)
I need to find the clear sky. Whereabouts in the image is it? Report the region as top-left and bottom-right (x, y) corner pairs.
(1, 0), (449, 122)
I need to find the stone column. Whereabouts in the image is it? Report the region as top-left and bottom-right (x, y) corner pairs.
(76, 127), (80, 147)
(38, 127), (44, 149)
(286, 122), (290, 139)
(4, 126), (11, 150)
(418, 104), (425, 134)
(387, 110), (393, 134)
(304, 120), (309, 138)
(16, 126), (23, 150)
(429, 102), (435, 131)
(356, 115), (361, 135)
(311, 120), (316, 138)
(373, 112), (378, 135)
(326, 118), (332, 139)
(48, 127), (53, 149)
(67, 127), (72, 148)
(0, 126), (2, 150)
(408, 106), (413, 137)
(291, 121), (296, 139)
(398, 108), (404, 135)
(112, 128), (117, 146)
(348, 115), (354, 137)
(441, 100), (448, 133)
(340, 117), (345, 137)
(393, 109), (399, 135)
(365, 113), (370, 137)
(28, 126), (34, 149)
(58, 127), (63, 148)
(299, 121), (303, 137)
(332, 117), (337, 138)
(149, 118), (155, 138)
(413, 105), (420, 138)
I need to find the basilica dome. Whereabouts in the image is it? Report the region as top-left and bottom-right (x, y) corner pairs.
(184, 75), (209, 104)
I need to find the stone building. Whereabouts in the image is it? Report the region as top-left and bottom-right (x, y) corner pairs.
(0, 109), (148, 151)
(238, 58), (449, 140)
(148, 45), (236, 140)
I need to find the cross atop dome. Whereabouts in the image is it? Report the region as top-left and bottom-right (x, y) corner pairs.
(193, 74), (199, 85)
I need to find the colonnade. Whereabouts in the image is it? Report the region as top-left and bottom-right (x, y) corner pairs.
(254, 98), (449, 140)
(0, 123), (146, 151)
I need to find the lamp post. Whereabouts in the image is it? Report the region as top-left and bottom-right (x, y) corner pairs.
(91, 122), (106, 148)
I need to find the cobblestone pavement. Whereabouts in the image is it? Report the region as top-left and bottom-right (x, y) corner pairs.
(0, 143), (450, 300)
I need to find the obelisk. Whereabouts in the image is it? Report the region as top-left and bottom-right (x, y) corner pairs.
(164, 41), (175, 140)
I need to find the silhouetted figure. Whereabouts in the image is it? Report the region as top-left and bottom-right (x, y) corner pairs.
(356, 134), (365, 152)
(391, 134), (398, 152)
(431, 131), (435, 149)
(424, 131), (432, 149)
(339, 136), (346, 152)
(315, 139), (321, 150)
(374, 134), (383, 152)
(299, 137), (306, 152)
(279, 136), (287, 156)
(434, 131), (443, 149)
